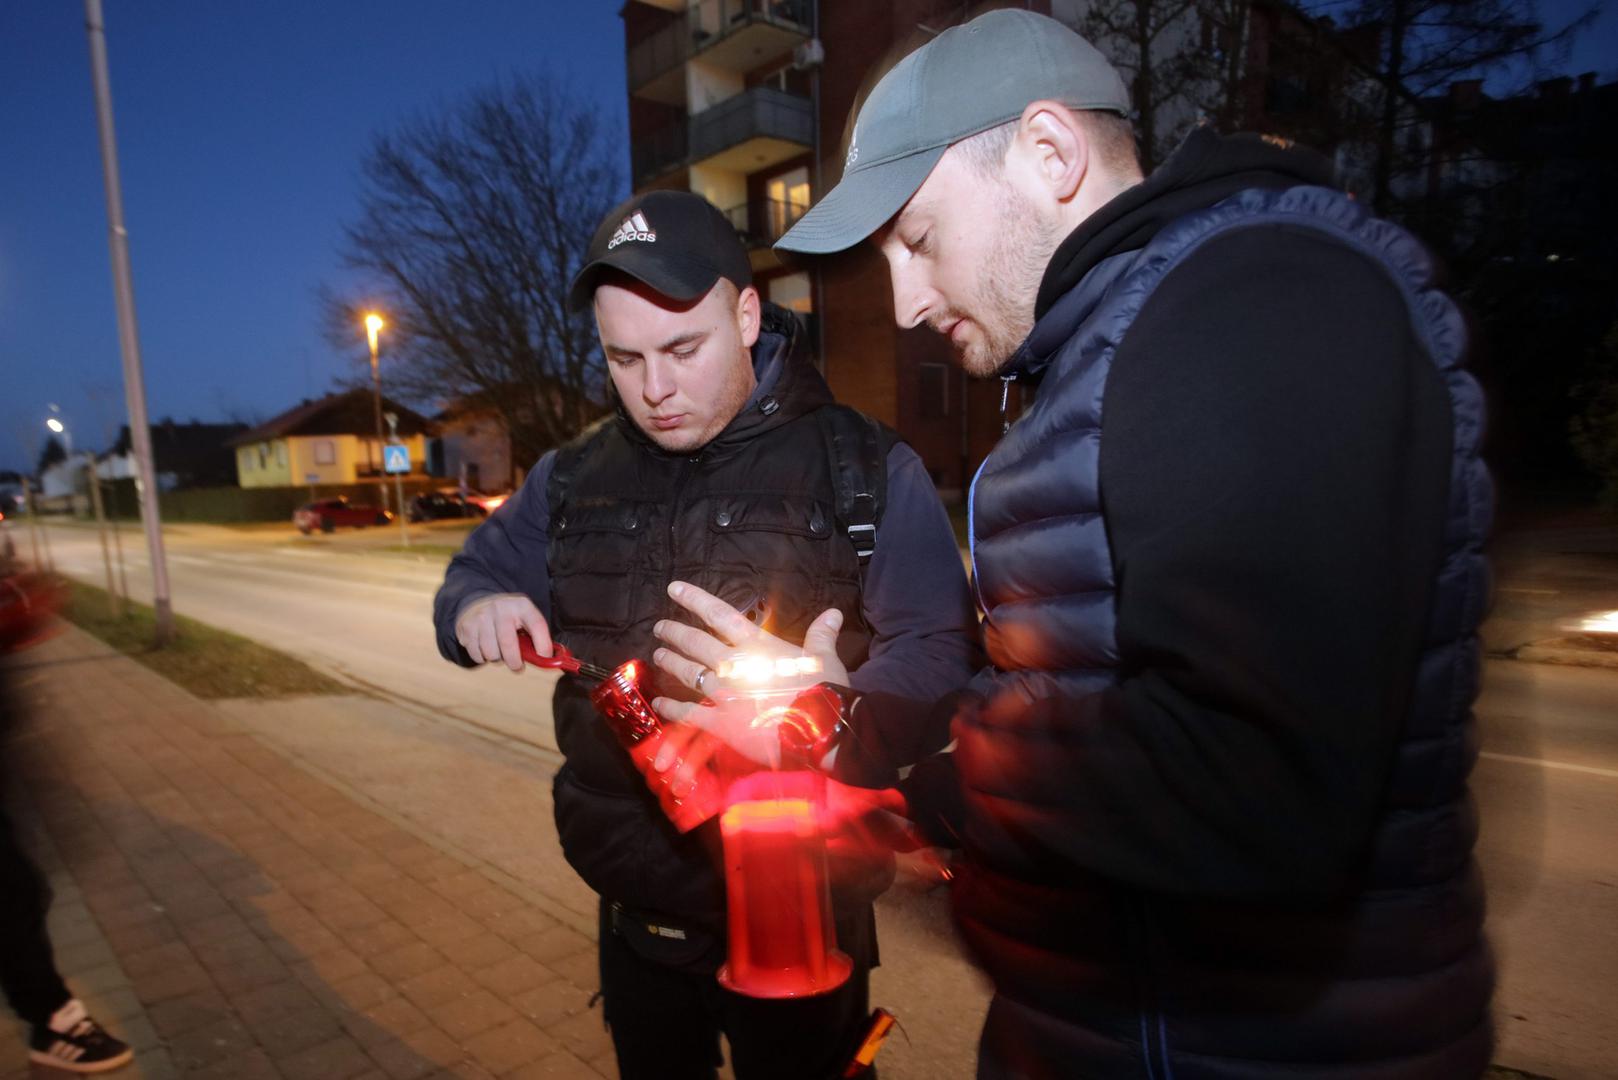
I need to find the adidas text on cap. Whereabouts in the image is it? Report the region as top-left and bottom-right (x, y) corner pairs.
(570, 191), (753, 311)
(776, 9), (1131, 256)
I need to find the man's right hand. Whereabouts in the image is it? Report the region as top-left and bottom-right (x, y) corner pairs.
(454, 593), (551, 672)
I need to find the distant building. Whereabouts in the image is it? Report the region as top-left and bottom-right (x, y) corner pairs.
(227, 389), (433, 489)
(429, 399), (516, 494)
(95, 419), (247, 492)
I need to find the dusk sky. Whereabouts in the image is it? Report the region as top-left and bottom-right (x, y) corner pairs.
(2, 1), (1612, 476)
(1, 2), (626, 475)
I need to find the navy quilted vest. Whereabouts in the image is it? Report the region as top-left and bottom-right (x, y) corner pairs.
(963, 185), (1493, 1077)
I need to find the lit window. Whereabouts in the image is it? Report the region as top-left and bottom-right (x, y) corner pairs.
(314, 439), (336, 465)
(768, 272), (812, 314)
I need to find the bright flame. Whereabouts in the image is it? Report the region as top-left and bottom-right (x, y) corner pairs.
(718, 654), (821, 685)
(45, 418), (64, 433)
(364, 313), (384, 333)
(481, 494), (508, 511)
(1573, 610), (1618, 635)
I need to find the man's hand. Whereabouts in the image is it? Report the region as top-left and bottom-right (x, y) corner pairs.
(454, 593), (551, 672)
(651, 580), (850, 703)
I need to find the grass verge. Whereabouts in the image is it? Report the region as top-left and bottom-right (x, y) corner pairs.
(59, 578), (349, 699)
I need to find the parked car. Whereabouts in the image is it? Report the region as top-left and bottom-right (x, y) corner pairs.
(293, 498), (391, 534)
(407, 492), (487, 523)
(463, 489), (512, 513)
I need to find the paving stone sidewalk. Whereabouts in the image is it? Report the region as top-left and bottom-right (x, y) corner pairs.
(2, 625), (615, 1080)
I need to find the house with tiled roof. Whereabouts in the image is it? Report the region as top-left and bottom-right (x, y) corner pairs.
(227, 389), (433, 489)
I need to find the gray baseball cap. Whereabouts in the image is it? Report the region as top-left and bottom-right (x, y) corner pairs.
(776, 9), (1130, 256)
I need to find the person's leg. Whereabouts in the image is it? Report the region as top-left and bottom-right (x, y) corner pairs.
(597, 901), (724, 1080)
(721, 904), (876, 1080)
(0, 798), (71, 1027)
(721, 965), (871, 1080)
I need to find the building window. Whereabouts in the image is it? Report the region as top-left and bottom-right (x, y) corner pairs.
(768, 272), (812, 314)
(919, 363), (950, 420)
(258, 444), (269, 468)
(276, 442), (288, 467)
(766, 166), (811, 240)
(241, 448), (253, 472)
(314, 439), (335, 465)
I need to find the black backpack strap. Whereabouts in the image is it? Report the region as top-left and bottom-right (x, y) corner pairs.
(817, 406), (891, 574)
(546, 418), (612, 528)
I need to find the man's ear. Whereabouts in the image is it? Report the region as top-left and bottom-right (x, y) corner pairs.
(1015, 100), (1089, 205)
(737, 284), (762, 348)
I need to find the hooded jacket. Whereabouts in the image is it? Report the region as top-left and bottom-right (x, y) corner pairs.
(435, 304), (980, 936)
(895, 130), (1493, 1078)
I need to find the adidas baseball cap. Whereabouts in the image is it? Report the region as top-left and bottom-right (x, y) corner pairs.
(776, 8), (1131, 256)
(569, 190), (753, 311)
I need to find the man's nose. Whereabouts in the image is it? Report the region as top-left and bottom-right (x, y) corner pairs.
(642, 357), (675, 403)
(889, 264), (935, 331)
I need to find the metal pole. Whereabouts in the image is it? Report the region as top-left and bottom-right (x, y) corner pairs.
(84, 0), (174, 645)
(21, 482), (43, 570)
(84, 454), (120, 616)
(107, 474), (130, 602)
(385, 412), (409, 550)
(369, 332), (387, 513)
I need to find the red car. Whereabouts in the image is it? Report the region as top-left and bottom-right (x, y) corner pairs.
(294, 498), (392, 534)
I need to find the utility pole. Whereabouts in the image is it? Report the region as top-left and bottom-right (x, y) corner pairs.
(84, 455), (121, 616)
(84, 0), (174, 644)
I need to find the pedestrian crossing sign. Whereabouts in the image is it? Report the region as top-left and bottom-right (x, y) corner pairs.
(383, 444), (411, 474)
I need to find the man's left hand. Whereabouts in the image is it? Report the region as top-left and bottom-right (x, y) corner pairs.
(651, 581), (850, 712)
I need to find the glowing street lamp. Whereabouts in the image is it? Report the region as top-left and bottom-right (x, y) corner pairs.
(363, 313), (387, 510)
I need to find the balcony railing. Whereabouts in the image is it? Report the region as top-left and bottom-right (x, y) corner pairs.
(631, 122), (691, 185)
(633, 87), (812, 184)
(724, 197), (810, 248)
(690, 86), (812, 163)
(628, 0), (813, 97)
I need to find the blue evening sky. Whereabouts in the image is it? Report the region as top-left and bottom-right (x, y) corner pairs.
(1, 2), (626, 473)
(1, 1), (1611, 474)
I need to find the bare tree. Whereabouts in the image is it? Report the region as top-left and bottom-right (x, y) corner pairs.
(1302, 0), (1594, 211)
(326, 75), (622, 466)
(1059, 0), (1221, 169)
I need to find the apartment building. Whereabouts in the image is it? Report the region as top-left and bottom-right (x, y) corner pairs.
(621, 0), (1036, 492)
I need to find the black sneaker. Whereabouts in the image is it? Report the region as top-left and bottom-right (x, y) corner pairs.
(28, 999), (133, 1074)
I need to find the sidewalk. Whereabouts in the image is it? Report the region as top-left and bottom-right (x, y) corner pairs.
(1, 626), (614, 1080)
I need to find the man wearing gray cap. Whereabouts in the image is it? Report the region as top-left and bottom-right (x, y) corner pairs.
(656, 8), (1493, 1078)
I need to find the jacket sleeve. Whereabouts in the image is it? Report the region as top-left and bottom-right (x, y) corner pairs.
(432, 451), (558, 666)
(834, 442), (983, 780)
(918, 228), (1455, 899)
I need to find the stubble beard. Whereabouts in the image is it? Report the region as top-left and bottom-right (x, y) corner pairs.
(954, 182), (1059, 378)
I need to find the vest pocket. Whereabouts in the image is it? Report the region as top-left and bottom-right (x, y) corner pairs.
(550, 500), (657, 630)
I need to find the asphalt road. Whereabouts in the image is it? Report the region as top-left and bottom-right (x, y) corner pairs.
(30, 519), (1618, 1077)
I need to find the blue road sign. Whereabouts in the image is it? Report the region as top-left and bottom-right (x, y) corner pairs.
(383, 444), (411, 474)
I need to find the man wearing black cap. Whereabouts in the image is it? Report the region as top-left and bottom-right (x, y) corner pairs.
(653, 8), (1495, 1079)
(431, 190), (980, 1079)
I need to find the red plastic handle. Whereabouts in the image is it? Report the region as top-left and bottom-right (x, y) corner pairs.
(517, 630), (580, 675)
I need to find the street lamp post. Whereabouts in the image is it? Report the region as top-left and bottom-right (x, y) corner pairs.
(365, 313), (387, 513)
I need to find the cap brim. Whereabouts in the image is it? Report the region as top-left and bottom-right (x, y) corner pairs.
(775, 146), (947, 256)
(567, 249), (720, 313)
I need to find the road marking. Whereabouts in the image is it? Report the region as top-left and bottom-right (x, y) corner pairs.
(1479, 751), (1618, 779)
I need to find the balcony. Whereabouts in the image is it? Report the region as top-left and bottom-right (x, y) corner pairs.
(724, 196), (809, 249)
(633, 86), (812, 184)
(628, 0), (813, 105)
(690, 86), (812, 170)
